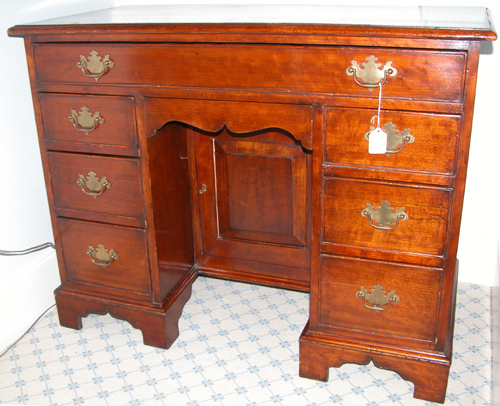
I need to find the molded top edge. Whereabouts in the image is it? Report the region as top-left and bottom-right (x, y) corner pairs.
(8, 5), (497, 41)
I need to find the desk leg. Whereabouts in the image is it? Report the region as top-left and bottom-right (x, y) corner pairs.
(299, 326), (450, 404)
(54, 273), (195, 350)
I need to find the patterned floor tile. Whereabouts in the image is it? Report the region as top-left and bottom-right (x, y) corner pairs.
(0, 278), (492, 405)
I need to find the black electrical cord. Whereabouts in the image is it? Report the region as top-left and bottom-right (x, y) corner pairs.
(0, 242), (58, 357)
(0, 303), (56, 358)
(0, 242), (55, 256)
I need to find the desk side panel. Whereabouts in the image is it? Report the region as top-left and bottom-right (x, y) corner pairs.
(145, 121), (196, 301)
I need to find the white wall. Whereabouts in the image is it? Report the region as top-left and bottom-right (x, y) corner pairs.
(1, 0), (499, 351)
(0, 0), (114, 354)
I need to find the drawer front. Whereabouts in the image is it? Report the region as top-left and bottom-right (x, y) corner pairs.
(324, 108), (460, 175)
(48, 152), (144, 221)
(319, 256), (442, 342)
(39, 93), (137, 149)
(33, 44), (465, 102)
(59, 218), (150, 295)
(323, 178), (451, 258)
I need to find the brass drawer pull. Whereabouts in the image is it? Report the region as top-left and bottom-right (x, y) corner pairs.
(86, 243), (119, 267)
(364, 122), (414, 155)
(76, 171), (111, 198)
(68, 106), (104, 135)
(77, 50), (114, 81)
(356, 284), (400, 311)
(346, 56), (397, 91)
(361, 200), (408, 231)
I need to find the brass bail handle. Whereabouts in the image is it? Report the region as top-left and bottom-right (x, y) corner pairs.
(361, 201), (408, 231)
(364, 123), (415, 156)
(77, 50), (115, 81)
(76, 171), (111, 198)
(86, 243), (119, 268)
(346, 55), (397, 91)
(68, 106), (104, 135)
(356, 284), (400, 311)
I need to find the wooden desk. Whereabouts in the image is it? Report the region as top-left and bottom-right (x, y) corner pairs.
(8, 5), (496, 403)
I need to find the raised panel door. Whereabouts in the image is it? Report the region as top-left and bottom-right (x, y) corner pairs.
(195, 127), (311, 287)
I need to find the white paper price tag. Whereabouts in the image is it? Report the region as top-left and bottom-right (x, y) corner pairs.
(368, 127), (387, 154)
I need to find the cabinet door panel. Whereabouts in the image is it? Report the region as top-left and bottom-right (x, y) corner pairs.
(196, 128), (310, 273)
(214, 138), (307, 247)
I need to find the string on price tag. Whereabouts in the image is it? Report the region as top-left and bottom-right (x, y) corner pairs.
(367, 83), (388, 155)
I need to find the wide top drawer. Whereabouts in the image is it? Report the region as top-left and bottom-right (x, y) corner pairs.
(33, 43), (466, 103)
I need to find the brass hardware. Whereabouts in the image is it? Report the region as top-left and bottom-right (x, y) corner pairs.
(346, 56), (397, 91)
(361, 201), (408, 231)
(68, 106), (104, 135)
(76, 171), (111, 198)
(198, 183), (207, 194)
(365, 122), (414, 156)
(355, 284), (400, 311)
(86, 243), (119, 267)
(77, 50), (114, 81)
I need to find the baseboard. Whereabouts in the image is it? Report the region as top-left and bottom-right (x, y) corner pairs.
(0, 249), (60, 354)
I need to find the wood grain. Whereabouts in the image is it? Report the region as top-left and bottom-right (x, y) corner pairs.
(48, 152), (144, 226)
(39, 93), (137, 152)
(9, 9), (495, 403)
(34, 44), (466, 102)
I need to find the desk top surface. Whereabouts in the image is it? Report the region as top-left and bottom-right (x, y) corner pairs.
(8, 5), (496, 41)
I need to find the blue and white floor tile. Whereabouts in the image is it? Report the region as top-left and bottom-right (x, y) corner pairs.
(0, 277), (492, 405)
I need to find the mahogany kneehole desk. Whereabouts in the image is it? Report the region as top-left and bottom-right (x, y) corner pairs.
(8, 5), (496, 403)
